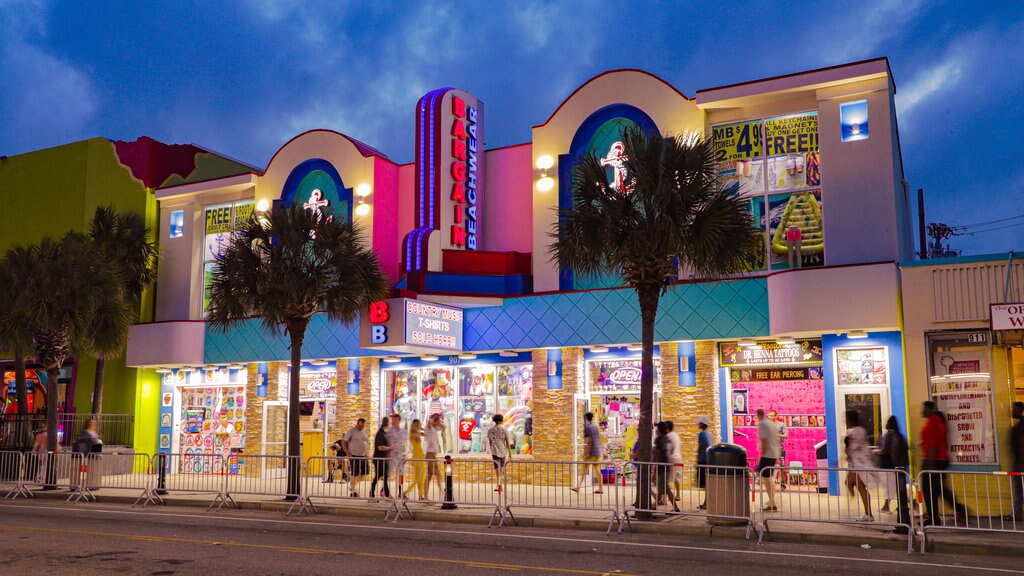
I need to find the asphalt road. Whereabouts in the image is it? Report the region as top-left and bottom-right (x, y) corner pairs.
(0, 502), (1020, 576)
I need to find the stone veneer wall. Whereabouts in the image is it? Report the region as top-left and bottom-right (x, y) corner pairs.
(333, 359), (379, 438)
(659, 341), (720, 486)
(530, 347), (583, 464)
(244, 362), (283, 456)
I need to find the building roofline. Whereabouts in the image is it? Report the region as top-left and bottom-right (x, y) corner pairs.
(533, 68), (693, 129)
(696, 57), (894, 97)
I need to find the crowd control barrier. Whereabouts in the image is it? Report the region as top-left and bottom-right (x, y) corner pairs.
(621, 462), (758, 539)
(917, 469), (1023, 553)
(758, 465), (915, 554)
(0, 450), (31, 499)
(392, 457), (507, 526)
(223, 454), (310, 515)
(503, 459), (621, 534)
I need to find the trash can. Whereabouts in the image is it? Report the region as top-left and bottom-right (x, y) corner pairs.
(71, 440), (104, 491)
(705, 443), (750, 526)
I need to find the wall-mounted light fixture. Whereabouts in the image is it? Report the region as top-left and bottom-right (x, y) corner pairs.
(536, 155), (555, 192)
(590, 346), (609, 353)
(840, 100), (869, 142)
(355, 183), (372, 217)
(847, 330), (869, 339)
(256, 199), (271, 212)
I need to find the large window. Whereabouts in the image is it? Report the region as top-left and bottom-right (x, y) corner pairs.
(202, 201), (254, 313)
(713, 112), (823, 271)
(383, 364), (533, 457)
(927, 331), (998, 465)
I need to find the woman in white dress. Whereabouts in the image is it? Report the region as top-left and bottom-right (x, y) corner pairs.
(844, 410), (877, 522)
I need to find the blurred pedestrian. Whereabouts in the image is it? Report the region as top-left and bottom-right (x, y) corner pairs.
(878, 415), (911, 533)
(844, 410), (876, 522)
(654, 421), (679, 511)
(665, 421), (683, 502)
(1009, 402), (1023, 522)
(423, 413), (445, 498)
(571, 412), (604, 494)
(920, 401), (968, 525)
(757, 408), (781, 511)
(369, 416), (392, 501)
(696, 416), (712, 509)
(408, 418), (426, 499)
(488, 414), (511, 488)
(387, 413), (408, 498)
(343, 418), (369, 497)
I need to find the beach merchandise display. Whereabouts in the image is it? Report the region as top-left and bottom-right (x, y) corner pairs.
(769, 190), (824, 269)
(179, 385), (246, 474)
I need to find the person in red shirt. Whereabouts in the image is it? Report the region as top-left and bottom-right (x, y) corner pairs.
(919, 401), (968, 526)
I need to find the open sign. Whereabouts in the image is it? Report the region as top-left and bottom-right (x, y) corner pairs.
(608, 367), (642, 385)
(307, 378), (333, 393)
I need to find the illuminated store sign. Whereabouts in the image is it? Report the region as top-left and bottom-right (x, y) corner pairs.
(991, 303), (1024, 330)
(403, 88), (486, 273)
(360, 298), (464, 353)
(719, 339), (823, 367)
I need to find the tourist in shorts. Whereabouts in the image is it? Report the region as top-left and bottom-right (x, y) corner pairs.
(342, 418), (369, 497)
(571, 412), (604, 495)
(487, 414), (511, 489)
(757, 408), (781, 511)
(423, 413), (446, 498)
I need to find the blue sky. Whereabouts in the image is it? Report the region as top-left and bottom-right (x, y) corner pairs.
(1, 0), (1022, 255)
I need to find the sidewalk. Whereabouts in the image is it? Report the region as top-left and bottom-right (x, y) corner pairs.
(11, 482), (1024, 558)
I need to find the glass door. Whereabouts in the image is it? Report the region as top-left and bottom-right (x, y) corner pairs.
(262, 401), (288, 477)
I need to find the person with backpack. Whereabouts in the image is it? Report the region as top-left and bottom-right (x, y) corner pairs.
(878, 415), (911, 534)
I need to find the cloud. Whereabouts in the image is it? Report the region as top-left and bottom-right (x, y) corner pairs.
(816, 0), (927, 63)
(896, 51), (966, 114)
(0, 0), (98, 152)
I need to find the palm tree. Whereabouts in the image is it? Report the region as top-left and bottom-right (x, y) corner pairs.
(207, 204), (388, 498)
(20, 234), (126, 471)
(552, 125), (762, 510)
(0, 246), (37, 448)
(86, 206), (158, 420)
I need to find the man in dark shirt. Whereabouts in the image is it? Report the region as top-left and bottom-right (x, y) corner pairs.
(369, 417), (392, 500)
(1011, 402), (1024, 521)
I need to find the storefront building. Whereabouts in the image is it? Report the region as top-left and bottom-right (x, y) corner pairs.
(0, 136), (253, 448)
(127, 57), (916, 491)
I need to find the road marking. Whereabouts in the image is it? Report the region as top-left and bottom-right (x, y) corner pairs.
(0, 524), (628, 575)
(1, 503), (1020, 574)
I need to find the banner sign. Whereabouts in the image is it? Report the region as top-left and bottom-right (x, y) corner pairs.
(930, 347), (996, 465)
(719, 339), (823, 367)
(730, 366), (821, 382)
(991, 303), (1024, 330)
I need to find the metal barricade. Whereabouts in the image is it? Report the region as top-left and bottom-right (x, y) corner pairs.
(390, 457), (506, 526)
(0, 450), (31, 499)
(23, 452), (98, 503)
(149, 452), (230, 511)
(917, 469), (1023, 553)
(621, 462), (758, 539)
(504, 459), (620, 534)
(303, 456), (400, 519)
(223, 454), (309, 515)
(90, 452), (156, 507)
(758, 465), (915, 553)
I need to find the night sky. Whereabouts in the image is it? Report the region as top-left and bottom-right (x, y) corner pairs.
(1, 1), (1021, 255)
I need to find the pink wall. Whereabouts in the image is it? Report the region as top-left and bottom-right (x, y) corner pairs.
(730, 379), (827, 471)
(482, 144), (533, 254)
(373, 157), (401, 283)
(396, 162), (415, 274)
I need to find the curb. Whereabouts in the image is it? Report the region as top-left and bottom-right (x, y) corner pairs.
(14, 491), (1024, 557)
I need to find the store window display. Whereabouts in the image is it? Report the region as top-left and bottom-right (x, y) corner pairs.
(383, 363), (533, 457)
(586, 358), (661, 462)
(176, 373), (246, 475)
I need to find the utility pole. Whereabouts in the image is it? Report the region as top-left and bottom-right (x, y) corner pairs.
(917, 188), (927, 260)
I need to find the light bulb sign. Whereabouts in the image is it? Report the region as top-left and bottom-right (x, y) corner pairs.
(360, 298), (465, 353)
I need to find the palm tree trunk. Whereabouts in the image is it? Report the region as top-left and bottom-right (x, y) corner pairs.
(14, 352), (30, 449)
(92, 356), (105, 436)
(635, 283), (660, 516)
(286, 320), (309, 501)
(44, 366), (60, 488)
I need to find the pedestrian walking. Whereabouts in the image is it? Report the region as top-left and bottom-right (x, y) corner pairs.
(488, 414), (511, 489)
(653, 421), (679, 511)
(423, 413), (446, 498)
(342, 418), (369, 497)
(844, 410), (877, 522)
(326, 435), (347, 483)
(1009, 401), (1023, 522)
(31, 428), (48, 483)
(769, 410), (789, 490)
(75, 418), (102, 453)
(408, 419), (427, 499)
(878, 415), (911, 533)
(757, 408), (781, 511)
(571, 412), (604, 494)
(696, 416), (712, 510)
(369, 416), (392, 501)
(387, 413), (408, 498)
(665, 421), (683, 502)
(919, 401), (968, 526)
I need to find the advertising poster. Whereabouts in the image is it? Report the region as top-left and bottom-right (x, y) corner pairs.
(764, 112), (821, 194)
(768, 189), (824, 270)
(836, 347), (889, 386)
(713, 119), (764, 196)
(930, 347), (996, 465)
(719, 339), (823, 367)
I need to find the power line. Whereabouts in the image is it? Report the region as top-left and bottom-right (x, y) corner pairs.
(957, 212), (1024, 229)
(962, 220), (1024, 235)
